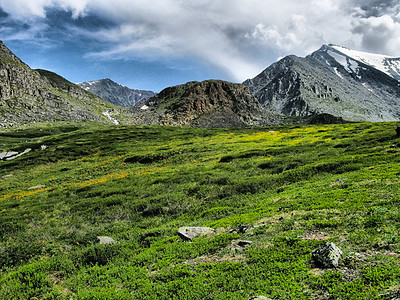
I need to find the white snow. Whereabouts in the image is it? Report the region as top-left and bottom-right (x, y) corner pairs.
(140, 105), (149, 110)
(102, 111), (120, 125)
(329, 45), (400, 80)
(333, 67), (343, 79)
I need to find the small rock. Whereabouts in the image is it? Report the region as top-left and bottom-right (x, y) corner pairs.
(249, 296), (272, 300)
(96, 236), (116, 244)
(177, 227), (215, 240)
(238, 240), (253, 247)
(312, 242), (343, 268)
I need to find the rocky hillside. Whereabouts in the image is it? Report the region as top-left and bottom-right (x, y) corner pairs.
(243, 44), (400, 122)
(0, 41), (123, 128)
(130, 80), (283, 128)
(77, 78), (155, 108)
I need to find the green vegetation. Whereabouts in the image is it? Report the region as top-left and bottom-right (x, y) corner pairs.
(0, 121), (400, 299)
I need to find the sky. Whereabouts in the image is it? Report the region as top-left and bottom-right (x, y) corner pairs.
(0, 0), (399, 92)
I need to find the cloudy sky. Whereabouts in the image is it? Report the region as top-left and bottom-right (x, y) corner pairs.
(0, 0), (399, 92)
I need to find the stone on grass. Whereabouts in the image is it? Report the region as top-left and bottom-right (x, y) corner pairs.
(96, 236), (116, 244)
(177, 227), (215, 240)
(249, 296), (272, 300)
(312, 241), (343, 268)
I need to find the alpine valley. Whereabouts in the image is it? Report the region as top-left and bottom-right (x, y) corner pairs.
(2, 40), (400, 300)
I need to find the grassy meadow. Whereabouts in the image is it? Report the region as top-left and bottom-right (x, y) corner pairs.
(0, 121), (400, 299)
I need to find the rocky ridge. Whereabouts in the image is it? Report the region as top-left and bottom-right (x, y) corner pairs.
(244, 44), (400, 122)
(130, 80), (284, 128)
(0, 41), (123, 128)
(77, 78), (155, 108)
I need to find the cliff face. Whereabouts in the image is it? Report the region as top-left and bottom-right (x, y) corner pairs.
(77, 78), (155, 108)
(244, 45), (400, 122)
(0, 41), (122, 128)
(130, 80), (283, 128)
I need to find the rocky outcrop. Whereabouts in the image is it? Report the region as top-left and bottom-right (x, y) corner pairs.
(130, 80), (284, 128)
(244, 45), (400, 122)
(77, 78), (155, 108)
(0, 41), (123, 128)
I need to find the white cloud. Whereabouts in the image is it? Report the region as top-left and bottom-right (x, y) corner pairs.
(0, 0), (399, 81)
(0, 0), (88, 19)
(352, 15), (400, 55)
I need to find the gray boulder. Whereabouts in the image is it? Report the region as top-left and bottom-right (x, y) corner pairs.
(312, 241), (343, 268)
(249, 297), (272, 300)
(177, 227), (215, 240)
(96, 236), (116, 244)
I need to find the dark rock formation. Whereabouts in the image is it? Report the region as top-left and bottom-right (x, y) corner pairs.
(77, 78), (155, 108)
(130, 80), (284, 128)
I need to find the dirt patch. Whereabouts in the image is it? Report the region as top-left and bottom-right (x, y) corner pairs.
(299, 230), (330, 241)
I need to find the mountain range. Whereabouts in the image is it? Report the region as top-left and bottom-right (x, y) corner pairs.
(243, 44), (400, 122)
(1, 40), (400, 128)
(77, 78), (155, 108)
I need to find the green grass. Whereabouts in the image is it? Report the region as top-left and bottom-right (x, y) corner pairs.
(0, 121), (400, 299)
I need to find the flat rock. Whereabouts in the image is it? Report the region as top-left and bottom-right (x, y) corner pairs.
(96, 236), (116, 244)
(177, 227), (215, 240)
(312, 241), (343, 268)
(249, 297), (272, 300)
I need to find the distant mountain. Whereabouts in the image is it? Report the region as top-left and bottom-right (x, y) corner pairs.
(243, 44), (400, 122)
(0, 41), (124, 128)
(130, 80), (283, 128)
(77, 78), (155, 108)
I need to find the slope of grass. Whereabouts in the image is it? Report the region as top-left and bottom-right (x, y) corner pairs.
(0, 121), (399, 299)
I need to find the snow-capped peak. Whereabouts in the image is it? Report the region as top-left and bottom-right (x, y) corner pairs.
(326, 44), (400, 81)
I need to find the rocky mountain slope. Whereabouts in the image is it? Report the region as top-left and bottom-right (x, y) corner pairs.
(0, 41), (123, 128)
(130, 80), (283, 127)
(243, 44), (400, 122)
(77, 78), (155, 108)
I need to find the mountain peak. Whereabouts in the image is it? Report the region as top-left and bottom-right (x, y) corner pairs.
(76, 78), (155, 108)
(244, 44), (400, 122)
(130, 80), (283, 127)
(315, 44), (400, 81)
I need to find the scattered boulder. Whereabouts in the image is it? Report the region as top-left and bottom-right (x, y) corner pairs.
(312, 241), (343, 268)
(96, 236), (116, 244)
(177, 227), (215, 240)
(249, 296), (273, 300)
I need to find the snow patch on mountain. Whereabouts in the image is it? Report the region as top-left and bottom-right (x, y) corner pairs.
(102, 111), (119, 125)
(329, 44), (400, 80)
